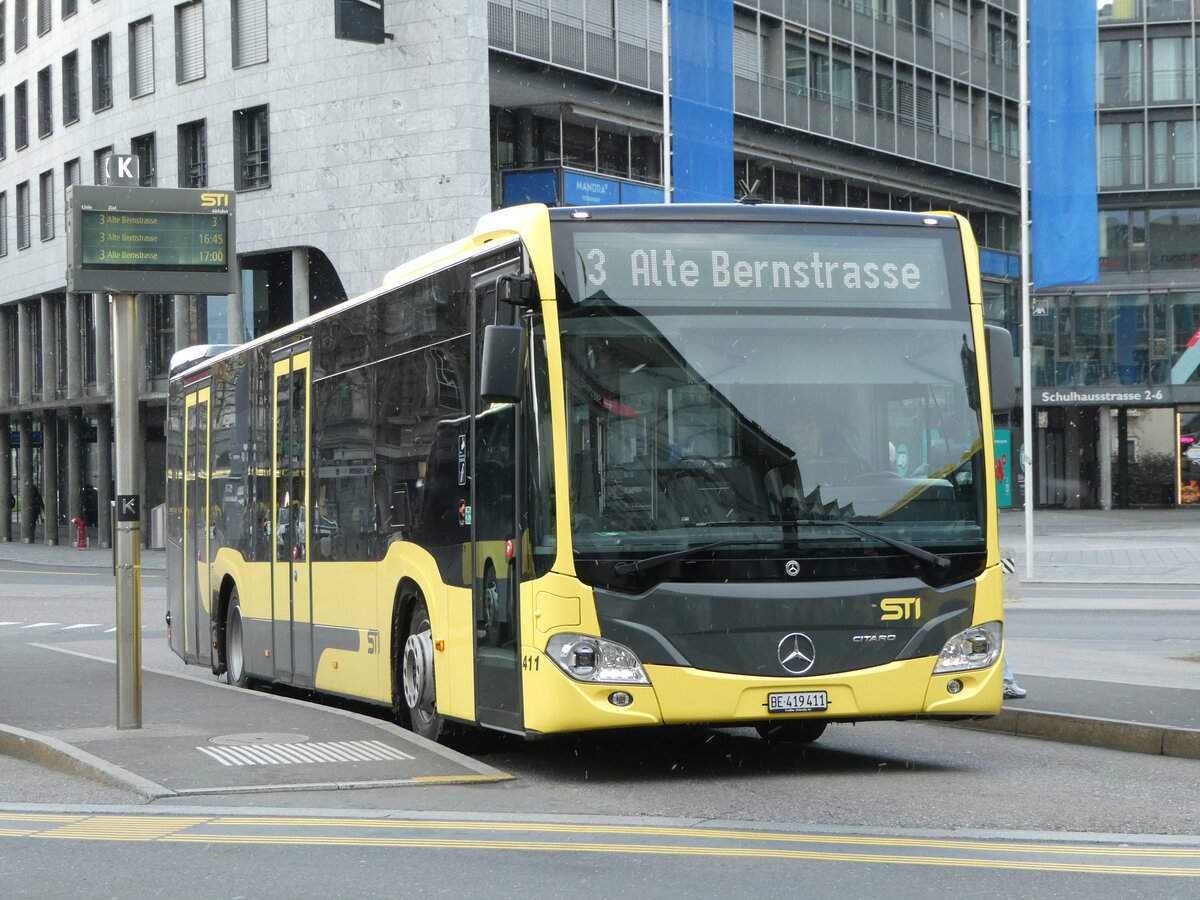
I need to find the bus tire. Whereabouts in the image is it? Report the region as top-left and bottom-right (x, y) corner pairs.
(756, 720), (827, 744)
(224, 586), (250, 688)
(398, 592), (443, 742)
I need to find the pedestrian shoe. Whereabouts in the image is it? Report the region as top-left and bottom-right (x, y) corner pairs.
(1003, 680), (1027, 700)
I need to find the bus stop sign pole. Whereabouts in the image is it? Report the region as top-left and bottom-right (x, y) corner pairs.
(112, 292), (143, 730)
(66, 180), (236, 731)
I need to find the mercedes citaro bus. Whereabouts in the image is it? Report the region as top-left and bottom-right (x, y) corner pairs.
(166, 202), (1016, 745)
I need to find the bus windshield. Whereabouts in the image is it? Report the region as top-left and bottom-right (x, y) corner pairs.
(553, 218), (987, 587)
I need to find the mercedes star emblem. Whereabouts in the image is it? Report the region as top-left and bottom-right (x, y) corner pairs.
(777, 632), (816, 675)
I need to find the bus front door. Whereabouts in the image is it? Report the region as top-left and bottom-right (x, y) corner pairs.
(178, 387), (211, 664)
(471, 260), (524, 732)
(271, 350), (315, 686)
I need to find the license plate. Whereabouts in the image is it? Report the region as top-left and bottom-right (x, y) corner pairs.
(767, 691), (828, 713)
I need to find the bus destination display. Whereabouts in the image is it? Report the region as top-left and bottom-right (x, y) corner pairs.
(80, 209), (229, 271)
(572, 228), (954, 309)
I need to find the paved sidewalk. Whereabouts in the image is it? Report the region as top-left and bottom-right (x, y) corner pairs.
(1, 508), (1197, 806)
(999, 507), (1200, 583)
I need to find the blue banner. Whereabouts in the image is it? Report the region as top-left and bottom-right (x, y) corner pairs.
(1030, 1), (1099, 288)
(502, 171), (558, 206)
(670, 0), (733, 203)
(563, 172), (620, 206)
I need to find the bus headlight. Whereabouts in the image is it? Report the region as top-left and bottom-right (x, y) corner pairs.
(546, 633), (650, 685)
(932, 621), (1002, 674)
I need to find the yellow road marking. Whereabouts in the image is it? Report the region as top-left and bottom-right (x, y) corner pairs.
(2, 813), (1196, 876)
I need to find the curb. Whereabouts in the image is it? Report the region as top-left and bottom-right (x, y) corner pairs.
(951, 708), (1200, 760)
(0, 723), (174, 799)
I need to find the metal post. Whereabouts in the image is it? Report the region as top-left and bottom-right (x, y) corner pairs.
(1018, 0), (1035, 580)
(112, 292), (142, 729)
(661, 0), (671, 204)
(1098, 406), (1112, 510)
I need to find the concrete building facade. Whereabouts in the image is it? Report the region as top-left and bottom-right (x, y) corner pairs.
(1, 0), (491, 544)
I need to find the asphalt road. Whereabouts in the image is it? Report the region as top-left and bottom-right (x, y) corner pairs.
(2, 564), (1198, 897)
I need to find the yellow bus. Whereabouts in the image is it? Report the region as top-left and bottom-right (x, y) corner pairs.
(166, 202), (1016, 744)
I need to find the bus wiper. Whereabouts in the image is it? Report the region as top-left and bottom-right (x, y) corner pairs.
(610, 539), (752, 576)
(686, 518), (951, 569)
(790, 519), (951, 569)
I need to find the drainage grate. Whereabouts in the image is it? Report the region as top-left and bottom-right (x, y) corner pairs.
(196, 739), (416, 767)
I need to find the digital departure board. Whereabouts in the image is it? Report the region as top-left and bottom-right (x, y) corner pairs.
(79, 209), (228, 270)
(67, 185), (236, 295)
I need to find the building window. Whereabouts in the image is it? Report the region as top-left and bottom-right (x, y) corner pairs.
(898, 76), (935, 131)
(36, 0), (49, 35)
(0, 193), (7, 257)
(785, 35), (807, 95)
(987, 20), (1017, 70)
(15, 0), (26, 51)
(39, 169), (53, 241)
(1149, 36), (1193, 103)
(989, 102), (1018, 156)
(1150, 120), (1196, 186)
(132, 132), (156, 186)
(130, 17), (155, 99)
(145, 295), (173, 380)
(37, 66), (51, 138)
(93, 145), (112, 183)
(1099, 121), (1146, 188)
(0, 3), (7, 66)
(234, 104), (270, 190)
(175, 1), (204, 83)
(178, 119), (207, 187)
(62, 51), (79, 124)
(733, 23), (760, 83)
(63, 0), (77, 17)
(15, 81), (27, 150)
(63, 157), (79, 221)
(232, 0), (268, 68)
(92, 34), (112, 111)
(0, 96), (6, 160)
(1098, 39), (1143, 106)
(1148, 208), (1200, 272)
(16, 181), (30, 249)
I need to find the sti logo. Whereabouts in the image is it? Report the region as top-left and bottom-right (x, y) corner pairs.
(880, 597), (922, 621)
(200, 192), (231, 208)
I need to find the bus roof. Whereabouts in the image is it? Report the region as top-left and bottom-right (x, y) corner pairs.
(545, 202), (961, 229)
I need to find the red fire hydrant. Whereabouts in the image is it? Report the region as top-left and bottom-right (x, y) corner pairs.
(72, 517), (87, 550)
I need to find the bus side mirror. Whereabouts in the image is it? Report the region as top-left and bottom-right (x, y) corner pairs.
(480, 324), (527, 404)
(496, 274), (535, 308)
(985, 325), (1016, 412)
(389, 484), (410, 532)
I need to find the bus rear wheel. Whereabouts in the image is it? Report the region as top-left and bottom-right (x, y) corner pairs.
(224, 587), (249, 688)
(399, 594), (443, 742)
(756, 720), (827, 744)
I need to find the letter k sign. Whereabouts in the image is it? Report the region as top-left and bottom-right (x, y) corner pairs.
(105, 154), (140, 185)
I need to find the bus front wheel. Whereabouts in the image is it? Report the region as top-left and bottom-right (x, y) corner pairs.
(224, 587), (249, 688)
(399, 594), (443, 742)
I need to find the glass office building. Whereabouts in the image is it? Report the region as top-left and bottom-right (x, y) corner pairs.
(1020, 1), (1200, 507)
